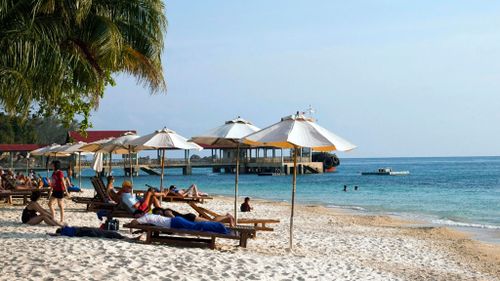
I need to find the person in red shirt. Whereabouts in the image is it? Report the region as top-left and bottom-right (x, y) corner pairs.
(48, 160), (67, 223)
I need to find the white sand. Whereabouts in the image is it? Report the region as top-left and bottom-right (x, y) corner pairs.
(0, 189), (498, 281)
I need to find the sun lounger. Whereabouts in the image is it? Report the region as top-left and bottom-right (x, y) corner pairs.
(0, 188), (51, 205)
(189, 202), (280, 232)
(72, 177), (114, 210)
(123, 222), (255, 249)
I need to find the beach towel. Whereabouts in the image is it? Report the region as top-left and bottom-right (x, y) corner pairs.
(42, 177), (50, 187)
(67, 185), (81, 192)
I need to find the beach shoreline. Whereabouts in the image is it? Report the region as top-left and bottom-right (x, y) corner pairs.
(0, 189), (498, 280)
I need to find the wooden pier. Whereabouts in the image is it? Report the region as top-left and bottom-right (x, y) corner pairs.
(72, 156), (324, 176)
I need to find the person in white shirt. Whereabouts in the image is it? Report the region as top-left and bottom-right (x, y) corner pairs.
(135, 213), (172, 228)
(117, 181), (164, 213)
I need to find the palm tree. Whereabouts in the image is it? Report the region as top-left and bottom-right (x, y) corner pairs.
(0, 0), (167, 130)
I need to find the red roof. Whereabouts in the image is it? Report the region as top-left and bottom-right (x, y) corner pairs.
(0, 144), (44, 152)
(67, 130), (136, 143)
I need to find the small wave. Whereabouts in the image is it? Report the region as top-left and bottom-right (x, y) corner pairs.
(327, 205), (366, 211)
(431, 219), (500, 230)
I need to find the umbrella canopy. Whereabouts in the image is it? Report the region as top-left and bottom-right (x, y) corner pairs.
(51, 142), (87, 154)
(127, 128), (202, 150)
(191, 117), (260, 147)
(98, 133), (140, 154)
(52, 142), (88, 190)
(80, 137), (116, 153)
(243, 114), (356, 151)
(125, 128), (202, 195)
(191, 117), (260, 222)
(30, 144), (62, 156)
(243, 113), (356, 250)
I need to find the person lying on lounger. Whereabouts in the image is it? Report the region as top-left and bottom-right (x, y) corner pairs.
(117, 181), (165, 213)
(167, 184), (208, 198)
(130, 213), (230, 235)
(152, 207), (235, 227)
(21, 191), (63, 227)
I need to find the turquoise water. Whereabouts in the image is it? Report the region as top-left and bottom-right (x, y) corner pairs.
(78, 157), (500, 234)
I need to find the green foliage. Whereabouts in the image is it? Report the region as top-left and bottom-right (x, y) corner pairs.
(0, 0), (167, 131)
(0, 113), (77, 144)
(0, 113), (37, 144)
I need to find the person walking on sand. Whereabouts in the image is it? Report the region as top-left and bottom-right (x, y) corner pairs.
(22, 191), (63, 227)
(48, 160), (67, 223)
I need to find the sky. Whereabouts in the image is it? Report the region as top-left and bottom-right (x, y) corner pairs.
(90, 1), (500, 158)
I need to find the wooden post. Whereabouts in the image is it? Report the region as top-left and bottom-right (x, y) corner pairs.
(234, 143), (240, 222)
(160, 148), (166, 203)
(78, 152), (82, 190)
(290, 146), (298, 250)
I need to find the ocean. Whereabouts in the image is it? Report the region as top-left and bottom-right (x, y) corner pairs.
(78, 156), (500, 242)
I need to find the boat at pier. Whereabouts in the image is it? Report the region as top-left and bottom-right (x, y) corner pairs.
(361, 168), (410, 176)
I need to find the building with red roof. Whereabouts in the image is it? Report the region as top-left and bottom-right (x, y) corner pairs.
(66, 130), (136, 143)
(0, 144), (43, 152)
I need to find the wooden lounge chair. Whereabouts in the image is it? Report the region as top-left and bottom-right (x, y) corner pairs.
(0, 188), (51, 205)
(189, 202), (280, 232)
(123, 222), (255, 249)
(72, 177), (116, 210)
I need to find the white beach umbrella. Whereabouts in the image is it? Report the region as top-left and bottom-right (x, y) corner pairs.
(126, 128), (203, 194)
(80, 137), (117, 176)
(80, 137), (116, 153)
(30, 144), (65, 176)
(30, 143), (62, 156)
(51, 142), (88, 189)
(191, 117), (260, 221)
(243, 113), (356, 250)
(97, 133), (140, 182)
(98, 133), (139, 154)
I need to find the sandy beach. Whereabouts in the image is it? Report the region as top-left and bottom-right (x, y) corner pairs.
(0, 189), (498, 281)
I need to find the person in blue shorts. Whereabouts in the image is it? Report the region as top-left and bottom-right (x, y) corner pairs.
(130, 213), (230, 235)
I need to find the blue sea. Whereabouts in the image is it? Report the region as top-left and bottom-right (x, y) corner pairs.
(78, 156), (500, 242)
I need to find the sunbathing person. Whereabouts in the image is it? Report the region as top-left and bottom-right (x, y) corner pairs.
(16, 172), (33, 188)
(1, 173), (30, 190)
(152, 207), (236, 227)
(64, 176), (81, 192)
(131, 213), (230, 235)
(22, 191), (63, 227)
(167, 184), (208, 198)
(117, 181), (164, 213)
(105, 175), (120, 202)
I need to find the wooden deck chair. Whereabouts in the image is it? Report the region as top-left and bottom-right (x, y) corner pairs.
(188, 202), (280, 232)
(0, 187), (51, 205)
(123, 222), (255, 249)
(72, 177), (114, 210)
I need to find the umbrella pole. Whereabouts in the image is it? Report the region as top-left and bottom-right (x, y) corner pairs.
(108, 152), (112, 176)
(78, 152), (82, 190)
(160, 148), (166, 203)
(290, 146), (298, 250)
(46, 156), (50, 177)
(234, 143), (240, 222)
(128, 146), (133, 184)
